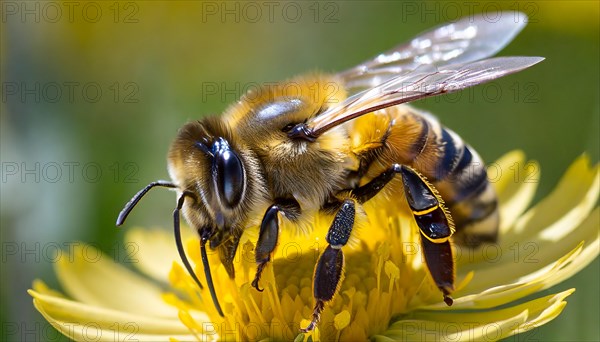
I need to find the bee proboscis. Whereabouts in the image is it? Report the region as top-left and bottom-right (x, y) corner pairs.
(117, 11), (543, 332)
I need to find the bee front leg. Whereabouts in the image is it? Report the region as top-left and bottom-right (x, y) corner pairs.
(302, 199), (355, 332)
(353, 164), (455, 305)
(252, 199), (300, 292)
(252, 205), (280, 292)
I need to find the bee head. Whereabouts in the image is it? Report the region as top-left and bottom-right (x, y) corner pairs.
(168, 118), (266, 248)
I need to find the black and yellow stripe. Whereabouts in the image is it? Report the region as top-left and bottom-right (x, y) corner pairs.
(399, 166), (454, 244)
(367, 105), (499, 247)
(432, 128), (499, 247)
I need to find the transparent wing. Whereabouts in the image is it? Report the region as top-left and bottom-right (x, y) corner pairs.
(308, 56), (544, 136)
(339, 11), (529, 93)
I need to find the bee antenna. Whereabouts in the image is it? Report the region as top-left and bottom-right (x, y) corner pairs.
(173, 192), (205, 291)
(200, 232), (225, 317)
(116, 180), (177, 226)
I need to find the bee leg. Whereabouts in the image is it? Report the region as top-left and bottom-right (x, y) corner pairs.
(420, 237), (454, 305)
(400, 166), (455, 304)
(302, 199), (354, 332)
(252, 199), (300, 292)
(353, 164), (455, 305)
(251, 205), (280, 292)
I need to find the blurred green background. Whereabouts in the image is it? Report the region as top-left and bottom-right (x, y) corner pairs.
(1, 1), (598, 341)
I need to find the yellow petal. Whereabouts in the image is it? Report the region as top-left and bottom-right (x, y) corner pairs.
(489, 151), (539, 234)
(426, 213), (597, 311)
(125, 227), (182, 283)
(32, 279), (66, 298)
(381, 311), (529, 341)
(54, 242), (180, 318)
(491, 150), (526, 198)
(524, 223), (599, 290)
(510, 154), (598, 239)
(29, 289), (195, 341)
(456, 156), (598, 289)
(435, 244), (579, 310)
(378, 289), (573, 341)
(334, 310), (351, 330)
(458, 207), (598, 295)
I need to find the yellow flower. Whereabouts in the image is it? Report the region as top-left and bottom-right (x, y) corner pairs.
(29, 151), (599, 341)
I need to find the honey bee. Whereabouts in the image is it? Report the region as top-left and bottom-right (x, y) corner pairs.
(117, 12), (543, 332)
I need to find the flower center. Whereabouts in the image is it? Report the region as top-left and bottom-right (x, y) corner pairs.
(167, 209), (447, 341)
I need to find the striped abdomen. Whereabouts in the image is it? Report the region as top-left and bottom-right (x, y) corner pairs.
(356, 105), (499, 247)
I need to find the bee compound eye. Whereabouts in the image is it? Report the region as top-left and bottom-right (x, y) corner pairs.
(215, 148), (245, 208)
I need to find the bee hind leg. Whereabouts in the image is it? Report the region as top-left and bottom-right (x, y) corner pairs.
(399, 166), (455, 304)
(302, 199), (355, 332)
(353, 164), (455, 305)
(420, 237), (454, 305)
(252, 199), (300, 292)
